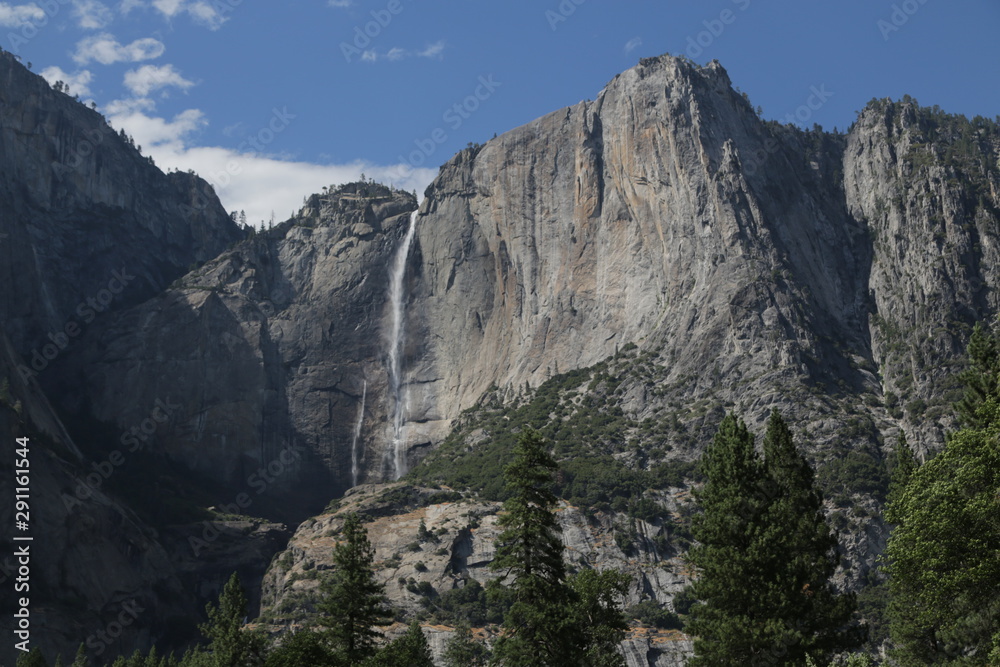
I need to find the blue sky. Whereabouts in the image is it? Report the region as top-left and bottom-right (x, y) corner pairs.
(5, 0), (999, 224)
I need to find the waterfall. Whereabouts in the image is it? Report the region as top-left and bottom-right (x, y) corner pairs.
(350, 379), (366, 487)
(386, 209), (418, 479)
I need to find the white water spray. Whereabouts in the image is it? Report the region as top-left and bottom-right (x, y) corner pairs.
(386, 209), (418, 479)
(350, 379), (366, 487)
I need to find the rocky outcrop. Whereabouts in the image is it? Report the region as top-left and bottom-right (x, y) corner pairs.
(0, 50), (240, 367)
(0, 322), (192, 665)
(844, 99), (1000, 455)
(0, 51), (268, 663)
(57, 184), (419, 519)
(259, 483), (695, 666)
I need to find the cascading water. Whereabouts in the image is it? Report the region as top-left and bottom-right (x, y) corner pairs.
(386, 209), (418, 479)
(350, 379), (366, 487)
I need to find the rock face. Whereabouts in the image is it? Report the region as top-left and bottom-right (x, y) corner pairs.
(0, 322), (192, 665)
(61, 55), (1000, 512)
(58, 184), (419, 519)
(258, 483), (695, 667)
(0, 51), (255, 661)
(405, 57), (875, 457)
(3, 47), (1000, 663)
(0, 49), (240, 406)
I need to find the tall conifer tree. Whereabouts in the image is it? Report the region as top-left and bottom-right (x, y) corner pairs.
(687, 412), (861, 665)
(488, 429), (581, 666)
(318, 512), (392, 664)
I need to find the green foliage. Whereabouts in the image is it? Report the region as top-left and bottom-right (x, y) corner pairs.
(687, 412), (862, 666)
(955, 321), (1000, 428)
(443, 623), (489, 667)
(361, 622), (434, 667)
(71, 645), (89, 667)
(16, 648), (49, 667)
(199, 573), (268, 667)
(568, 569), (630, 667)
(263, 630), (337, 667)
(488, 430), (580, 665)
(408, 352), (700, 508)
(887, 431), (917, 507)
(431, 578), (503, 626)
(816, 447), (889, 503)
(626, 600), (683, 630)
(885, 404), (1000, 664)
(317, 512), (393, 663)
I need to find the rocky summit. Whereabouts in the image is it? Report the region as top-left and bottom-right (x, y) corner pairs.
(0, 49), (998, 664)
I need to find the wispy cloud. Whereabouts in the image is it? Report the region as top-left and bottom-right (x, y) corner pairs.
(361, 41), (446, 63)
(624, 36), (642, 54)
(73, 0), (113, 28)
(144, 0), (229, 30)
(123, 63), (194, 96)
(418, 40), (445, 59)
(327, 0), (352, 7)
(73, 33), (165, 65)
(0, 2), (44, 27)
(40, 66), (94, 97)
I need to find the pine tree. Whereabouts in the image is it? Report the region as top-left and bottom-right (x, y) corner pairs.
(488, 429), (581, 666)
(362, 621), (434, 667)
(263, 630), (336, 667)
(687, 412), (861, 665)
(955, 321), (1000, 427)
(887, 430), (917, 506)
(568, 568), (630, 667)
(318, 512), (392, 663)
(443, 623), (489, 667)
(71, 644), (88, 667)
(199, 572), (268, 666)
(686, 414), (769, 663)
(756, 410), (862, 663)
(15, 648), (48, 667)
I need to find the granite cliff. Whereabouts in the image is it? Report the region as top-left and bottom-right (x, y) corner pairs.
(0, 50), (997, 663)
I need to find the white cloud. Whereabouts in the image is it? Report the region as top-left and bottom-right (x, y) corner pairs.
(327, 0), (352, 7)
(362, 42), (446, 63)
(73, 33), (165, 65)
(123, 63), (194, 96)
(103, 96), (155, 115)
(0, 2), (43, 27)
(119, 0), (143, 13)
(624, 36), (642, 53)
(418, 40), (445, 59)
(105, 105), (434, 226)
(106, 103), (205, 154)
(73, 0), (113, 28)
(150, 0), (228, 30)
(40, 66), (94, 97)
